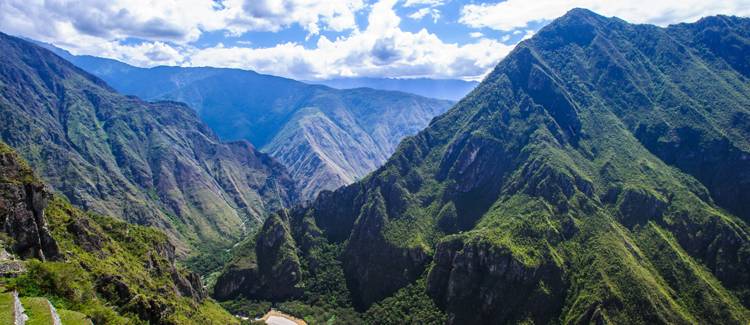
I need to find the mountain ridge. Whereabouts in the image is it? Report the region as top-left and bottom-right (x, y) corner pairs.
(214, 9), (750, 324)
(31, 44), (455, 200)
(306, 77), (478, 101)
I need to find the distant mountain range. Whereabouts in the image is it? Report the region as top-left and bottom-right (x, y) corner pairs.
(37, 44), (454, 201)
(214, 9), (750, 324)
(0, 32), (297, 256)
(307, 77), (478, 101)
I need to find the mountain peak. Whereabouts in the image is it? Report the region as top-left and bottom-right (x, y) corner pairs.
(562, 7), (601, 19)
(548, 7), (612, 30)
(522, 8), (624, 51)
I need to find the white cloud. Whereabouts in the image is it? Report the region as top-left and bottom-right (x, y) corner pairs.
(408, 8), (441, 22)
(189, 0), (513, 81)
(460, 0), (750, 31)
(227, 0), (366, 37)
(0, 0), (224, 44)
(0, 0), (366, 45)
(469, 32), (483, 38)
(403, 0), (446, 7)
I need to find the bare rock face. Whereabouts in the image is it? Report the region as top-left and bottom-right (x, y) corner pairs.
(342, 190), (431, 309)
(427, 236), (566, 325)
(213, 212), (302, 301)
(0, 146), (59, 261)
(615, 187), (668, 227)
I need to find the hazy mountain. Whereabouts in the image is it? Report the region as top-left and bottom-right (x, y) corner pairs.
(214, 9), (750, 324)
(0, 32), (297, 256)
(36, 47), (454, 200)
(307, 77), (478, 101)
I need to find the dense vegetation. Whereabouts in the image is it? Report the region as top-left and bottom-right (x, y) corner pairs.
(216, 9), (750, 324)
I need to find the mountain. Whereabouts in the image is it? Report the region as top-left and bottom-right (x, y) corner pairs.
(0, 32), (297, 258)
(307, 77), (478, 101)
(212, 9), (750, 324)
(37, 47), (454, 201)
(0, 140), (238, 324)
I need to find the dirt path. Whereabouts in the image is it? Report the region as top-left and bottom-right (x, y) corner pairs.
(260, 309), (307, 325)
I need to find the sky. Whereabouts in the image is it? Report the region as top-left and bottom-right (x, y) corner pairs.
(1, 0), (749, 81)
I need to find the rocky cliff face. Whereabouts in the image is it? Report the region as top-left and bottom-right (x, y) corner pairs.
(213, 211), (302, 301)
(0, 143), (58, 261)
(427, 236), (566, 324)
(218, 9), (750, 324)
(0, 33), (297, 254)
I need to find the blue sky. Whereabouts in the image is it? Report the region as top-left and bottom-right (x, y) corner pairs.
(1, 0), (748, 81)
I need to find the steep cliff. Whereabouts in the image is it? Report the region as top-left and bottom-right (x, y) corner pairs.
(213, 211), (302, 301)
(0, 143), (58, 261)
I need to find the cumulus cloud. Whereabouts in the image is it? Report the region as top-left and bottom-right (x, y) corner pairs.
(229, 0), (365, 37)
(189, 0), (513, 80)
(0, 0), (221, 43)
(0, 0), (366, 44)
(460, 0), (750, 31)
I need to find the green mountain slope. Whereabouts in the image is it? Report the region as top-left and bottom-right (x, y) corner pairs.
(0, 32), (297, 256)
(0, 141), (237, 324)
(214, 9), (750, 324)
(40, 51), (453, 201)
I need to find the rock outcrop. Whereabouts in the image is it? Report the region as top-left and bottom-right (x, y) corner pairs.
(0, 144), (59, 261)
(342, 191), (431, 308)
(427, 236), (566, 324)
(213, 212), (302, 301)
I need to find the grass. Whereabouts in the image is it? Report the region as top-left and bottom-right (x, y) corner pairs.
(21, 297), (53, 325)
(4, 196), (240, 325)
(0, 292), (14, 324)
(58, 309), (91, 325)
